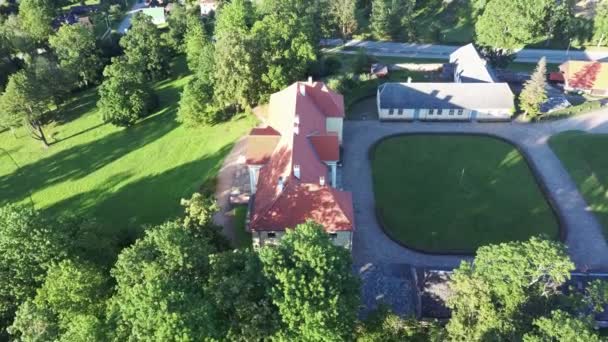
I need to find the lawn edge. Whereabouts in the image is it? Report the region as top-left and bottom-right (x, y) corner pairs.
(368, 132), (567, 256)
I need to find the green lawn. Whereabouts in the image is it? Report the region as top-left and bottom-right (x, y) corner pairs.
(0, 57), (256, 242)
(371, 135), (559, 253)
(549, 132), (608, 236)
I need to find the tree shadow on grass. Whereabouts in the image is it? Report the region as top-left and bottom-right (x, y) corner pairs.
(0, 110), (179, 206)
(42, 143), (234, 249)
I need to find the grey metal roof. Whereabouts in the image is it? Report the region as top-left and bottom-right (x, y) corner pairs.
(378, 82), (515, 110)
(449, 43), (497, 83)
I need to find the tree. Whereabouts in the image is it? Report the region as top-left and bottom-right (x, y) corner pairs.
(180, 192), (229, 250)
(163, 4), (191, 54)
(205, 249), (280, 340)
(252, 11), (317, 102)
(594, 0), (608, 47)
(330, 0), (357, 39)
(108, 220), (219, 341)
(120, 13), (170, 80)
(523, 310), (600, 342)
(0, 205), (71, 335)
(446, 237), (575, 341)
(519, 57), (547, 119)
(213, 0), (257, 110)
(370, 0), (415, 41)
(184, 15), (214, 79)
(18, 0), (54, 43)
(0, 70), (51, 146)
(97, 57), (156, 127)
(356, 306), (443, 341)
(177, 76), (221, 126)
(9, 260), (111, 341)
(259, 222), (360, 341)
(475, 0), (561, 50)
(49, 24), (103, 87)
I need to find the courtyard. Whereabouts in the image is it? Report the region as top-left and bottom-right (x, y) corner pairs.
(371, 134), (559, 253)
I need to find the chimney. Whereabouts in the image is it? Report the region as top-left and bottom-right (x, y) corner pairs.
(319, 176), (325, 186)
(300, 83), (306, 96)
(294, 164), (301, 179)
(278, 177), (284, 192)
(294, 115), (300, 135)
(308, 76), (313, 85)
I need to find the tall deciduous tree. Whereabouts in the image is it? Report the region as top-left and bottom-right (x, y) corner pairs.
(0, 205), (70, 335)
(446, 237), (575, 341)
(206, 249), (280, 340)
(163, 4), (191, 54)
(0, 69), (51, 146)
(213, 0), (257, 110)
(594, 1), (608, 47)
(259, 222), (360, 341)
(523, 310), (600, 342)
(475, 0), (563, 50)
(370, 0), (415, 41)
(9, 260), (111, 341)
(108, 220), (218, 341)
(330, 0), (358, 39)
(120, 13), (170, 80)
(49, 24), (103, 87)
(519, 57), (547, 119)
(97, 57), (156, 127)
(18, 0), (54, 43)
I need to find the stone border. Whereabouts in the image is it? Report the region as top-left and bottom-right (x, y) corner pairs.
(367, 132), (567, 256)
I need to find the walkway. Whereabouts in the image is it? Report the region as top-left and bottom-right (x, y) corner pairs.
(322, 39), (608, 64)
(213, 137), (247, 242)
(343, 110), (608, 271)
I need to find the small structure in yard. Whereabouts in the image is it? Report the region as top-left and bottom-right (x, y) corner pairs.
(560, 61), (608, 96)
(141, 7), (166, 26)
(200, 0), (217, 16)
(77, 16), (93, 29)
(370, 63), (389, 78)
(549, 71), (565, 84)
(245, 78), (354, 249)
(377, 44), (515, 121)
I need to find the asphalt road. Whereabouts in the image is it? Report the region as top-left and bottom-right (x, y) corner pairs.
(322, 39), (608, 64)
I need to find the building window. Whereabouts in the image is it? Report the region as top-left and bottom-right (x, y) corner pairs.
(428, 109), (434, 115)
(437, 109), (443, 115)
(449, 109), (454, 115)
(388, 109), (394, 115)
(329, 233), (338, 239)
(267, 232), (276, 238)
(397, 109), (403, 115)
(457, 109), (464, 116)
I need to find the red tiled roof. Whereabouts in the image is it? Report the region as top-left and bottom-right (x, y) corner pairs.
(310, 134), (339, 161)
(549, 72), (564, 82)
(246, 81), (353, 232)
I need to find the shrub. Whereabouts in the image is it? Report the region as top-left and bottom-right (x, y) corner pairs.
(323, 56), (342, 76)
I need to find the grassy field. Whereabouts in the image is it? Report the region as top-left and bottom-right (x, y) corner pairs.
(549, 132), (608, 236)
(0, 57), (256, 241)
(371, 135), (559, 253)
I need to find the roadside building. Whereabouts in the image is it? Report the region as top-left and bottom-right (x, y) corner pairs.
(377, 44), (515, 121)
(245, 79), (354, 249)
(559, 61), (608, 96)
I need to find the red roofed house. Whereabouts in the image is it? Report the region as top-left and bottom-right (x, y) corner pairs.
(246, 79), (354, 249)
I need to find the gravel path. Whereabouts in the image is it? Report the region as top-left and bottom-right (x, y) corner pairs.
(344, 111), (608, 271)
(213, 137), (247, 242)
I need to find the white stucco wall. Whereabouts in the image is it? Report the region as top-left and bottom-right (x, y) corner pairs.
(378, 107), (512, 121)
(326, 117), (343, 143)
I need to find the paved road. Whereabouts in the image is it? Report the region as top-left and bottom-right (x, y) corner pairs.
(322, 39), (608, 64)
(343, 110), (608, 271)
(117, 1), (147, 34)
